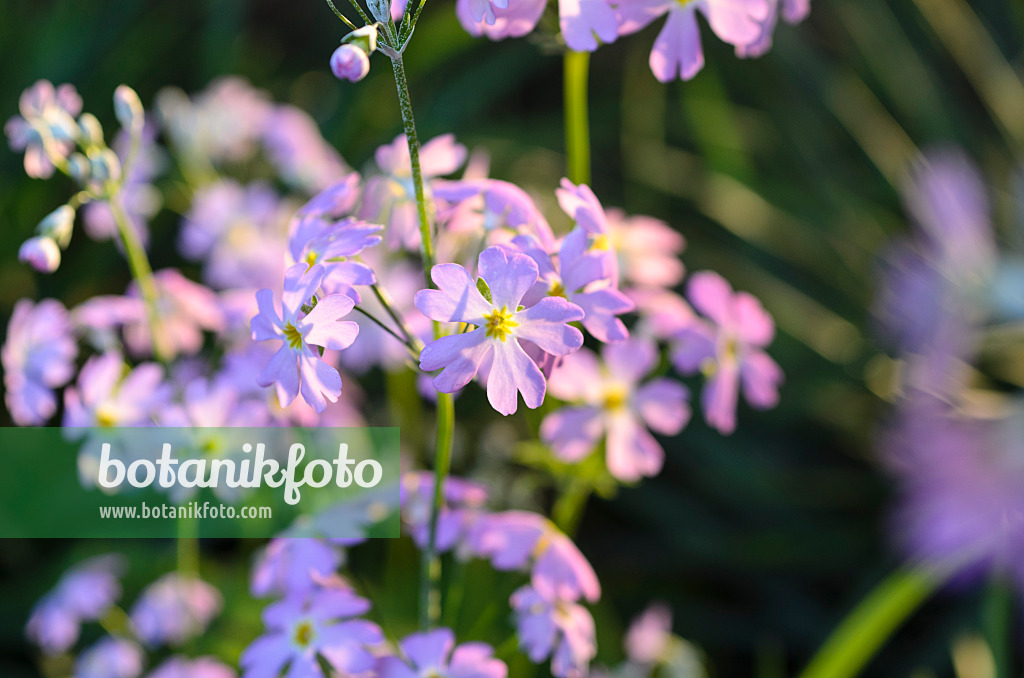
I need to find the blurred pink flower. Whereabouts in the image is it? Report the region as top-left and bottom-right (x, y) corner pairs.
(671, 271), (782, 434)
(543, 338), (690, 481)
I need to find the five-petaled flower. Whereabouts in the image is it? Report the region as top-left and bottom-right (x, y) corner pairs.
(671, 271), (783, 434)
(251, 262), (360, 413)
(415, 246), (585, 415)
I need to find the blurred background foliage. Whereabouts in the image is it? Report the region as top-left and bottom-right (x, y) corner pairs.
(1, 0), (1023, 676)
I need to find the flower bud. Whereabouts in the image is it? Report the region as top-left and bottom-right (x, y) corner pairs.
(37, 205), (75, 248)
(113, 85), (144, 129)
(342, 25), (378, 54)
(78, 113), (105, 148)
(67, 153), (91, 184)
(89, 148), (121, 185)
(330, 45), (371, 83)
(18, 236), (61, 273)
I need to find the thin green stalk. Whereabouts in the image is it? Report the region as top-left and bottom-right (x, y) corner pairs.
(387, 46), (455, 631)
(797, 566), (943, 678)
(109, 198), (168, 363)
(371, 282), (424, 352)
(176, 514), (199, 575)
(420, 391), (454, 628)
(564, 50), (592, 185)
(552, 475), (592, 537)
(390, 55), (436, 277)
(324, 0), (360, 30)
(353, 305), (421, 359)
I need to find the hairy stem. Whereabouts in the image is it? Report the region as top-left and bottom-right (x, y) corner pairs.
(388, 49), (453, 630)
(564, 50), (592, 185)
(419, 390), (454, 628)
(390, 55), (436, 277)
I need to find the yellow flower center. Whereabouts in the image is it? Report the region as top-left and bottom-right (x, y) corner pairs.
(482, 306), (518, 342)
(590, 233), (610, 251)
(96, 404), (118, 428)
(548, 281), (567, 299)
(293, 620), (315, 648)
(305, 250), (318, 267)
(602, 385), (629, 411)
(283, 322), (303, 350)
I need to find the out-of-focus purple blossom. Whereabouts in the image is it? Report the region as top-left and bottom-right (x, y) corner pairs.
(251, 263), (359, 413)
(883, 397), (1024, 590)
(262, 106), (349, 194)
(181, 180), (290, 290)
(460, 0), (510, 26)
(627, 288), (695, 341)
(82, 123), (164, 247)
(560, 0), (619, 51)
(511, 585), (597, 678)
(331, 45), (371, 82)
(240, 585), (381, 678)
(18, 235), (61, 272)
(436, 178), (557, 262)
(671, 271), (782, 434)
(63, 353), (168, 428)
(401, 472), (488, 553)
(415, 247), (584, 415)
(782, 0), (810, 23)
(26, 554), (124, 654)
(130, 573), (223, 647)
(157, 78), (273, 165)
(5, 80), (82, 179)
(360, 134), (467, 250)
(513, 227), (634, 343)
(297, 172), (362, 221)
(76, 637), (145, 678)
(121, 269), (225, 359)
(147, 656), (236, 678)
(624, 602), (672, 664)
(251, 538), (343, 598)
(606, 208), (685, 288)
(905, 148), (995, 282)
(612, 0), (774, 81)
(2, 298), (77, 425)
(377, 628), (507, 678)
(543, 338), (690, 481)
(456, 0), (547, 40)
(468, 510), (601, 603)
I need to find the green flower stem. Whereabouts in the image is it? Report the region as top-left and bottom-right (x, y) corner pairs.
(420, 391), (454, 628)
(797, 566), (943, 678)
(390, 54), (437, 278)
(371, 281), (425, 352)
(552, 475), (592, 537)
(388, 48), (454, 630)
(353, 305), (421, 359)
(564, 50), (592, 185)
(109, 197), (168, 364)
(177, 514), (199, 575)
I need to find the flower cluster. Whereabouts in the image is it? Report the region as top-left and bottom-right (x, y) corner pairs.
(25, 554), (230, 678)
(455, 0), (811, 81)
(6, 55), (784, 678)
